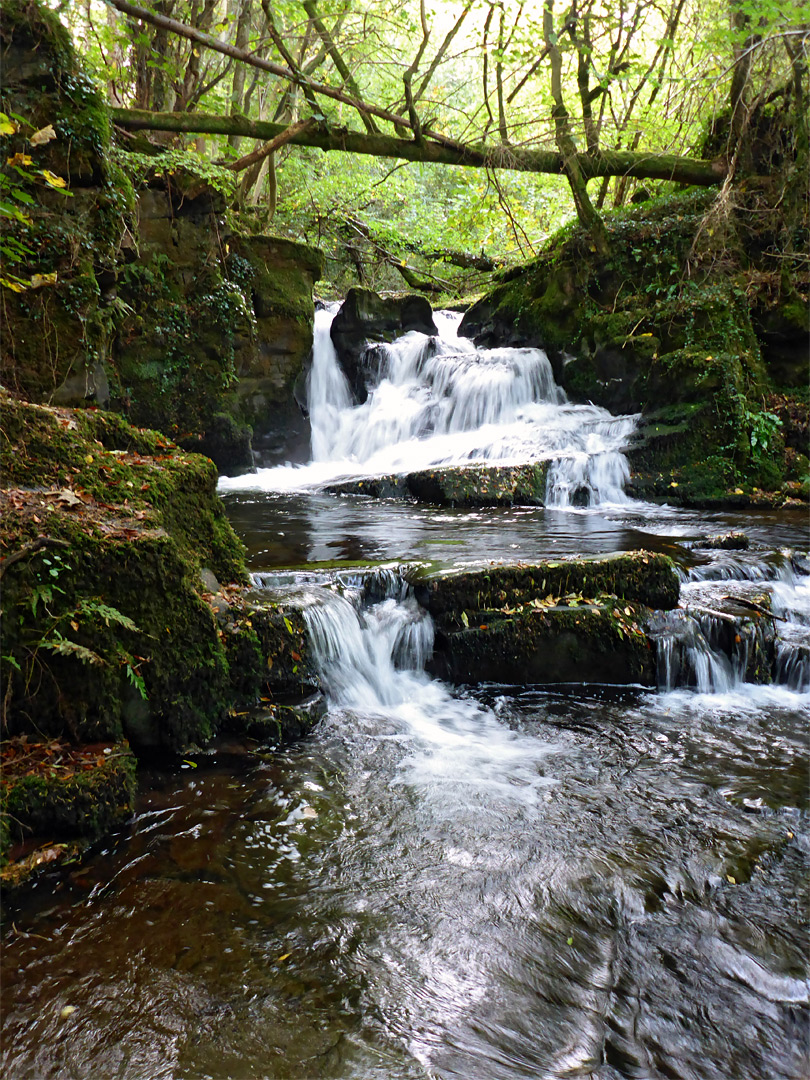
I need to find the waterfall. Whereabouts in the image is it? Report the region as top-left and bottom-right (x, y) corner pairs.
(221, 306), (637, 506)
(301, 584), (553, 801)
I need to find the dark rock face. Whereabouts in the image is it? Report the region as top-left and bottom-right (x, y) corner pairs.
(428, 606), (656, 687)
(178, 412), (254, 477)
(113, 195), (323, 467)
(330, 287), (437, 401)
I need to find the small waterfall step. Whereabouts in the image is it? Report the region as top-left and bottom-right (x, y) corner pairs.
(239, 552), (810, 701)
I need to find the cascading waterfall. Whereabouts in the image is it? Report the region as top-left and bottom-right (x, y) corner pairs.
(649, 561), (810, 693)
(221, 305), (637, 506)
(301, 582), (554, 799)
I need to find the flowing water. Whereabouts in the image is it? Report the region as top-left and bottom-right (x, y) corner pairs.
(2, 310), (808, 1079)
(220, 308), (635, 506)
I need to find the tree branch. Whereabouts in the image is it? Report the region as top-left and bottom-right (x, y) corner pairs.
(0, 538), (71, 581)
(111, 107), (728, 186)
(225, 117), (317, 172)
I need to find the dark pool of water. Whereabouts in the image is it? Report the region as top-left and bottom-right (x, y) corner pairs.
(2, 500), (808, 1080)
(221, 492), (809, 572)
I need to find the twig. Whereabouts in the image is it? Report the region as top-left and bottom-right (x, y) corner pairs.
(0, 538), (71, 581)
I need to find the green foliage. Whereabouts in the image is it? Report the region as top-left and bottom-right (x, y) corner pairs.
(13, 548), (149, 707)
(112, 145), (237, 198)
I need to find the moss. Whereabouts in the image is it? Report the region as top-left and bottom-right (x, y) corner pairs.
(1, 745), (136, 857)
(461, 186), (800, 502)
(0, 397), (254, 748)
(1, 396), (247, 583)
(0, 0), (136, 399)
(428, 604), (655, 686)
(406, 462), (549, 507)
(414, 551), (680, 625)
(1, 517), (233, 747)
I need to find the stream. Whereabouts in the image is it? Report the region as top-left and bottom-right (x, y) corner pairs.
(2, 310), (808, 1079)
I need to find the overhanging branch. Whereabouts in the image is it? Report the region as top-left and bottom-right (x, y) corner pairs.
(111, 108), (727, 186)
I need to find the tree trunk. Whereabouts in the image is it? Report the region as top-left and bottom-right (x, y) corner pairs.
(543, 0), (610, 255)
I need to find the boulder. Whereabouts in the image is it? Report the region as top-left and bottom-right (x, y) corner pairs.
(428, 604), (656, 687)
(410, 551), (681, 621)
(329, 287), (437, 401)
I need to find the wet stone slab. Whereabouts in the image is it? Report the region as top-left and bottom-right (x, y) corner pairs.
(326, 462), (550, 507)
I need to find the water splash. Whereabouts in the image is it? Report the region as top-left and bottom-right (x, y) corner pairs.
(302, 586), (554, 805)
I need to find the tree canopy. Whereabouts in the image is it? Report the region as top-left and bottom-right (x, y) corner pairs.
(51, 0), (808, 286)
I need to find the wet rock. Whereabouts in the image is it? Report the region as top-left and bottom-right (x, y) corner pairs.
(406, 462), (549, 507)
(327, 462), (550, 507)
(222, 694), (327, 746)
(412, 550), (681, 622)
(226, 596), (320, 703)
(428, 605), (655, 687)
(330, 287), (437, 400)
(178, 413), (254, 477)
(1, 741), (137, 879)
(326, 474), (412, 499)
(695, 531), (751, 551)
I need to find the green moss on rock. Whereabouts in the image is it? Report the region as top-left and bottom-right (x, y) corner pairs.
(428, 605), (655, 686)
(413, 550), (680, 625)
(1, 744), (136, 855)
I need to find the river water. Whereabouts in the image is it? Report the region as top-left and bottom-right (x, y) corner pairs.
(2, 311), (808, 1079)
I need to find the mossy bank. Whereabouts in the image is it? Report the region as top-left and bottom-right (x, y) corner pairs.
(0, 0), (323, 474)
(461, 188), (809, 506)
(0, 398), (320, 881)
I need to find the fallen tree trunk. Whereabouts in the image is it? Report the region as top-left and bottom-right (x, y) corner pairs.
(111, 108), (727, 186)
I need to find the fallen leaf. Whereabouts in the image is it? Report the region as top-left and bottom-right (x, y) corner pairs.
(40, 169), (67, 189)
(29, 124), (56, 146)
(30, 272), (58, 289)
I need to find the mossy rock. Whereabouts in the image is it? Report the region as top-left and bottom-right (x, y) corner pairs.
(428, 604), (655, 687)
(412, 551), (680, 626)
(406, 462), (549, 507)
(0, 397), (255, 747)
(0, 0), (135, 401)
(222, 694), (327, 746)
(1, 743), (136, 858)
(327, 463), (550, 506)
(0, 395), (247, 583)
(458, 188), (798, 498)
(326, 474), (413, 499)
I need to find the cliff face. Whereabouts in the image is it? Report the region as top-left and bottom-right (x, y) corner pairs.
(0, 0), (323, 475)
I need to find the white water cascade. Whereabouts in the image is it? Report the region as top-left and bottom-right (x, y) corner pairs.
(301, 583), (555, 804)
(220, 304), (638, 505)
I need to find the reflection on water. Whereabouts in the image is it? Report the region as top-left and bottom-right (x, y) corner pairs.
(223, 490), (810, 572)
(2, 685), (808, 1079)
